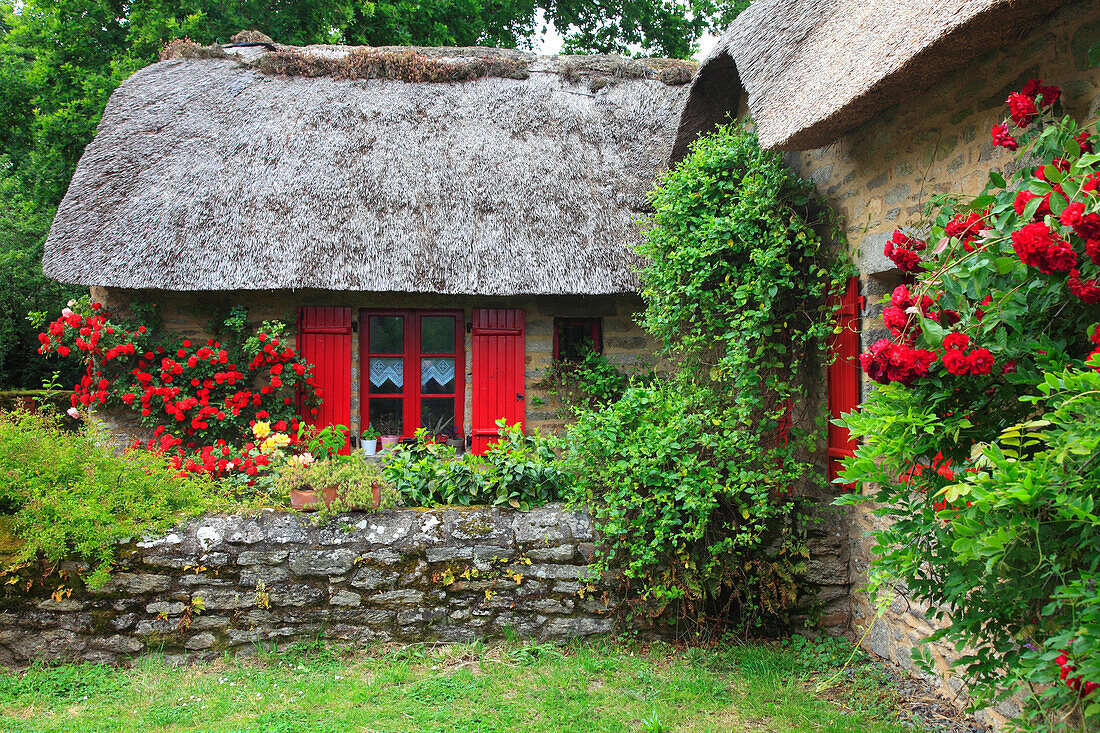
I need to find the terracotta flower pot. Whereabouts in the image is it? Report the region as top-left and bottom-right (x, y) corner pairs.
(289, 483), (381, 511)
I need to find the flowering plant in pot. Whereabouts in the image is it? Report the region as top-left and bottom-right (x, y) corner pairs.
(275, 452), (395, 513)
(360, 425), (380, 456)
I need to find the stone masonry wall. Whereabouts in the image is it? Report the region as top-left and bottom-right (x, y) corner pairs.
(88, 288), (659, 441)
(777, 2), (1100, 724)
(0, 505), (616, 666)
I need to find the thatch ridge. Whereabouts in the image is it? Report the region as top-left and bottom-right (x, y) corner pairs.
(44, 46), (690, 295)
(680, 0), (1072, 151)
(160, 39), (695, 87)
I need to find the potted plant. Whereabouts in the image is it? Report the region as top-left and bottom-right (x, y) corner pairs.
(376, 418), (402, 450)
(361, 425), (380, 456)
(276, 455), (393, 512)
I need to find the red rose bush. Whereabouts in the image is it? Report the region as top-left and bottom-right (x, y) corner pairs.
(840, 78), (1100, 730)
(37, 301), (322, 481)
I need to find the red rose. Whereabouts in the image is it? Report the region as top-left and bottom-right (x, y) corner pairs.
(1087, 240), (1100, 266)
(1078, 131), (1095, 155)
(943, 333), (970, 351)
(883, 306), (909, 331)
(1007, 92), (1038, 127)
(1014, 190), (1049, 220)
(968, 348), (995, 375)
(1011, 222), (1078, 274)
(942, 350), (970, 376)
(1068, 270), (1100, 304)
(1001, 360), (1017, 374)
(991, 123), (1018, 150)
(891, 247), (923, 273)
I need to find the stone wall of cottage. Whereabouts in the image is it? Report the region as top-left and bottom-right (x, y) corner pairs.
(88, 288), (658, 440)
(0, 506), (615, 666)
(779, 2), (1100, 724)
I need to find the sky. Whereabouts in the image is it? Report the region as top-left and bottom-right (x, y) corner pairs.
(532, 10), (720, 60)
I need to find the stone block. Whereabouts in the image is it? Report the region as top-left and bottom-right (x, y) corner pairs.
(288, 549), (358, 576)
(146, 601), (186, 616)
(237, 550), (289, 566)
(268, 585), (324, 607)
(369, 589), (425, 606)
(525, 546), (575, 563)
(349, 567), (398, 591)
(184, 632), (217, 650)
(330, 590), (362, 607)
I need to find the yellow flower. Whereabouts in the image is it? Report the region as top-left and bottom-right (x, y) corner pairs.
(260, 432), (291, 454)
(253, 421), (271, 439)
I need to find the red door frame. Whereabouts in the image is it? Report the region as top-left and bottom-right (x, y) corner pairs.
(827, 276), (863, 485)
(359, 309), (465, 439)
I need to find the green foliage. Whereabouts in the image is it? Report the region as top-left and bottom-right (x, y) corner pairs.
(564, 122), (848, 633)
(836, 92), (1100, 728)
(383, 424), (569, 508)
(0, 409), (218, 587)
(542, 348), (631, 410)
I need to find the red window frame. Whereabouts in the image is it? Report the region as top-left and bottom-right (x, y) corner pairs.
(552, 318), (602, 361)
(359, 309), (465, 439)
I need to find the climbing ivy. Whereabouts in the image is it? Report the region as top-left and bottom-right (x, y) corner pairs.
(563, 122), (851, 633)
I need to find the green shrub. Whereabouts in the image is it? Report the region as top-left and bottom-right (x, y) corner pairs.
(0, 410), (218, 587)
(562, 122), (847, 633)
(383, 424), (568, 509)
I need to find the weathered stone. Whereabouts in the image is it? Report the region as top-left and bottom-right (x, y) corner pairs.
(513, 508), (568, 544)
(117, 573), (172, 594)
(525, 546), (575, 563)
(288, 549), (358, 576)
(370, 589), (425, 606)
(35, 598), (86, 612)
(349, 567), (397, 591)
(146, 601), (186, 616)
(541, 616), (613, 637)
(425, 546), (473, 562)
(268, 585), (324, 607)
(237, 550), (289, 566)
(184, 632), (217, 650)
(179, 574), (233, 588)
(195, 589), (251, 611)
(94, 635), (144, 654)
(224, 518), (265, 544)
(330, 590), (361, 607)
(240, 567), (290, 586)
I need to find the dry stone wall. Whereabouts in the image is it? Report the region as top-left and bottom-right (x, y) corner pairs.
(0, 505), (616, 666)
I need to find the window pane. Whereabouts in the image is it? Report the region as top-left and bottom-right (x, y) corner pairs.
(421, 398), (456, 437)
(559, 320), (599, 361)
(369, 315), (403, 353)
(368, 400), (403, 436)
(421, 316), (455, 353)
(369, 357), (403, 394)
(421, 357), (455, 394)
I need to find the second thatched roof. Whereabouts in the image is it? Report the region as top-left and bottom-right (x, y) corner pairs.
(677, 0), (1072, 153)
(44, 44), (695, 295)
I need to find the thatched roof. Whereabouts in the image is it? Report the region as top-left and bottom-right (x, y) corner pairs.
(677, 0), (1071, 152)
(44, 44), (695, 295)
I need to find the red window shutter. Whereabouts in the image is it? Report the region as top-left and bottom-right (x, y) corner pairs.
(471, 309), (525, 455)
(827, 277), (862, 484)
(297, 307), (352, 455)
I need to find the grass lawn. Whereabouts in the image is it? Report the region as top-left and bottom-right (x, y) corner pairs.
(0, 637), (913, 733)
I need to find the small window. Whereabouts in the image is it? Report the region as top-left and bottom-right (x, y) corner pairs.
(553, 318), (602, 361)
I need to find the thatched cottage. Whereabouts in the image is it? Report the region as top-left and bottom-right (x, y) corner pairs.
(681, 0), (1100, 722)
(43, 44), (696, 450)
